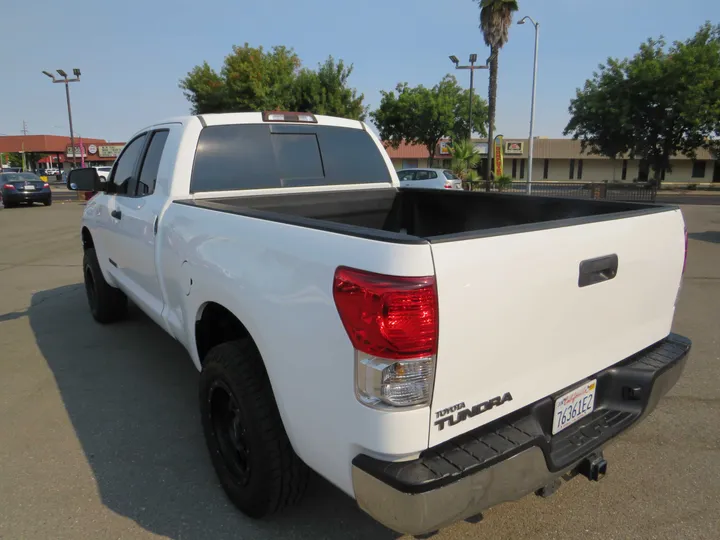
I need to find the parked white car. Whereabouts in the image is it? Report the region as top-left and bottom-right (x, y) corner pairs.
(67, 111), (691, 536)
(397, 167), (463, 190)
(92, 166), (113, 182)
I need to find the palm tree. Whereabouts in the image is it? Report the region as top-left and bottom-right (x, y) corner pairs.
(450, 139), (481, 188)
(477, 0), (518, 189)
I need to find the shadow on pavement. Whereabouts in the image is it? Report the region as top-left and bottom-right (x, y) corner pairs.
(688, 231), (720, 244)
(28, 284), (397, 540)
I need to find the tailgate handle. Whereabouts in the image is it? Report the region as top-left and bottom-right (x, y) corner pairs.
(579, 254), (618, 287)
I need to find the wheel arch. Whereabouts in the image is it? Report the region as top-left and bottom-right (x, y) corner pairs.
(193, 301), (300, 452)
(81, 227), (94, 251)
(194, 301), (254, 366)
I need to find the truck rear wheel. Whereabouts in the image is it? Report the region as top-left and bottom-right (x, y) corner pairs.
(83, 247), (128, 323)
(199, 339), (309, 518)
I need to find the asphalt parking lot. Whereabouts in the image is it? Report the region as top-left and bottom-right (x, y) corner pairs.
(0, 201), (718, 540)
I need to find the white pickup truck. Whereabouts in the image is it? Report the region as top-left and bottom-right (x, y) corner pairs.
(68, 111), (691, 535)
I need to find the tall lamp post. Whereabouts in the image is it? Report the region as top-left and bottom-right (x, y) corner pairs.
(449, 54), (489, 139)
(518, 16), (539, 194)
(42, 69), (81, 168)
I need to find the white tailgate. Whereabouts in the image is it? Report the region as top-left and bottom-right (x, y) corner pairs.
(428, 209), (686, 446)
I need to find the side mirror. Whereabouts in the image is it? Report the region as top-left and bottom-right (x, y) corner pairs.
(67, 168), (105, 192)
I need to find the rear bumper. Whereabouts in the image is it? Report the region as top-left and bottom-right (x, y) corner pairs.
(351, 333), (691, 535)
(4, 191), (51, 202)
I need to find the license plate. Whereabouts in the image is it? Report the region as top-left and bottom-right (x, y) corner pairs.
(552, 380), (597, 435)
(24, 185), (35, 190)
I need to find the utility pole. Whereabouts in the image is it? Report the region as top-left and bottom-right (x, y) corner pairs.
(20, 121), (28, 171)
(42, 69), (81, 168)
(518, 16), (540, 194)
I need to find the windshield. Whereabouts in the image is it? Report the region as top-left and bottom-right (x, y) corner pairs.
(443, 170), (459, 180)
(190, 124), (392, 192)
(97, 167), (112, 172)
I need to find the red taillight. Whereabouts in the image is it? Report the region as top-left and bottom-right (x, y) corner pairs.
(43, 183), (49, 188)
(444, 183), (452, 189)
(3, 184), (15, 190)
(333, 267), (438, 360)
(683, 226), (688, 274)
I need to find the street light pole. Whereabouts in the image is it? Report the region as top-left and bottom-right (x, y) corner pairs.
(518, 17), (539, 194)
(43, 69), (81, 168)
(450, 54), (488, 140)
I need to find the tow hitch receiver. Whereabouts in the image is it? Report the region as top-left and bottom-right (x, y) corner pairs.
(579, 452), (607, 481)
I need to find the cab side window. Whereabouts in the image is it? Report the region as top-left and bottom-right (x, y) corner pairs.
(136, 130), (169, 196)
(109, 134), (147, 195)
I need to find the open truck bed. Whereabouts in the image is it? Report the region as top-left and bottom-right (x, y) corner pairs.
(181, 187), (673, 243)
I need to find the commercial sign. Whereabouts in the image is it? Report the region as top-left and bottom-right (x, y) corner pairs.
(98, 145), (124, 158)
(439, 141), (452, 155)
(473, 142), (489, 155)
(504, 141), (524, 155)
(66, 146), (86, 158)
(494, 135), (504, 177)
(88, 144), (98, 155)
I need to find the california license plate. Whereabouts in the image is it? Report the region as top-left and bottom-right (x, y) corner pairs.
(552, 380), (597, 435)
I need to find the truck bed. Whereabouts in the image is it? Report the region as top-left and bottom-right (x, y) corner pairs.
(179, 188), (671, 243)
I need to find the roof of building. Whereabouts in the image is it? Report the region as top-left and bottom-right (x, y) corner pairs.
(0, 135), (108, 154)
(383, 138), (715, 161)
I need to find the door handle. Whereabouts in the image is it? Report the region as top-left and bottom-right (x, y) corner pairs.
(111, 209), (122, 220)
(578, 254), (618, 287)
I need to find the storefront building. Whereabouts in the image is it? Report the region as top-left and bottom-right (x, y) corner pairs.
(384, 138), (720, 184)
(0, 134), (122, 172)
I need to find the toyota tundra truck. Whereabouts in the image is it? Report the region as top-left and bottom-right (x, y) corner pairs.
(67, 111), (691, 535)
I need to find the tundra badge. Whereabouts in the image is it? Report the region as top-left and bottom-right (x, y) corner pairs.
(434, 393), (513, 431)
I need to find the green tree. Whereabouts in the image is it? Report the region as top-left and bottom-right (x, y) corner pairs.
(179, 44), (366, 120)
(564, 22), (720, 182)
(371, 75), (488, 167)
(453, 89), (489, 142)
(2, 152), (47, 170)
(475, 0), (519, 186)
(292, 57), (367, 120)
(179, 62), (228, 114)
(6, 153), (23, 168)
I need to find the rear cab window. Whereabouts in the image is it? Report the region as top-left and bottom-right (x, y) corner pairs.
(190, 124), (392, 192)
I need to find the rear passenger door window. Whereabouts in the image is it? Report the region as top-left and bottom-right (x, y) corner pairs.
(415, 170), (437, 180)
(136, 130), (169, 196)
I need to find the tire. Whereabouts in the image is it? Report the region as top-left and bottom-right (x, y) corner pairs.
(44, 198), (52, 206)
(199, 340), (309, 518)
(83, 247), (128, 323)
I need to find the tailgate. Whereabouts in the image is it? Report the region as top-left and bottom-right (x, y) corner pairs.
(428, 208), (686, 446)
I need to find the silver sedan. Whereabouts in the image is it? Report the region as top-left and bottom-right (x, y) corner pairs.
(397, 168), (463, 190)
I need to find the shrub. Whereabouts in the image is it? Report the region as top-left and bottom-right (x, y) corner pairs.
(495, 175), (513, 191)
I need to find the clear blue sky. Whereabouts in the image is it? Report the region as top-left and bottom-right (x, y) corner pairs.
(1, 0), (718, 142)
